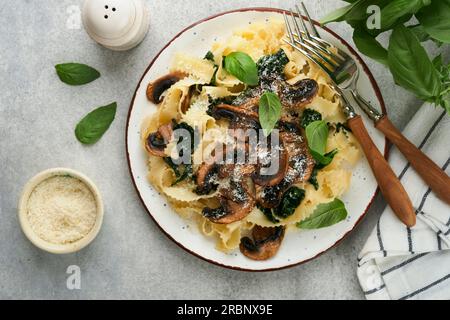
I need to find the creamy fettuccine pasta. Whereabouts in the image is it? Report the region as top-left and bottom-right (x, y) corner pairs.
(141, 19), (361, 260)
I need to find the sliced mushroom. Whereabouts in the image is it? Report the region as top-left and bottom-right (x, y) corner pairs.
(209, 104), (259, 121)
(202, 179), (255, 224)
(252, 146), (289, 187)
(279, 79), (318, 109)
(257, 132), (315, 208)
(195, 163), (220, 195)
(146, 72), (187, 104)
(239, 226), (285, 260)
(180, 86), (195, 113)
(145, 122), (173, 157)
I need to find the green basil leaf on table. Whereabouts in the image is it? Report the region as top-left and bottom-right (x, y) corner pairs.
(417, 0), (450, 44)
(388, 25), (442, 101)
(353, 28), (388, 66)
(320, 3), (355, 24)
(259, 92), (282, 136)
(75, 102), (117, 145)
(380, 0), (431, 30)
(55, 63), (100, 85)
(223, 52), (259, 86)
(297, 198), (348, 229)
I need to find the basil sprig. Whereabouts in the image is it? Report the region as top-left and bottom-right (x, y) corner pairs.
(55, 63), (100, 85)
(416, 0), (450, 43)
(321, 0), (450, 114)
(224, 52), (259, 86)
(388, 25), (442, 101)
(259, 92), (282, 136)
(297, 198), (348, 229)
(75, 102), (117, 144)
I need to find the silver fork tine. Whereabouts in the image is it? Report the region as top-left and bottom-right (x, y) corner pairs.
(301, 2), (320, 38)
(288, 10), (340, 70)
(297, 3), (347, 62)
(283, 14), (335, 77)
(290, 7), (304, 43)
(283, 12), (295, 44)
(295, 4), (311, 41)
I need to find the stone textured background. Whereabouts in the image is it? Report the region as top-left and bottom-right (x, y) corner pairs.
(1, 0), (447, 299)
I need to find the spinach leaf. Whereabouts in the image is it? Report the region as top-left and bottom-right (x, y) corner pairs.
(305, 120), (328, 155)
(388, 25), (442, 101)
(259, 92), (282, 136)
(163, 157), (192, 186)
(204, 51), (218, 85)
(380, 0), (430, 30)
(300, 109), (322, 128)
(204, 51), (215, 62)
(297, 198), (348, 229)
(258, 205), (280, 224)
(308, 168), (319, 190)
(55, 63), (100, 85)
(276, 187), (306, 219)
(417, 0), (450, 43)
(257, 49), (289, 80)
(224, 52), (259, 86)
(75, 102), (116, 144)
(353, 28), (388, 66)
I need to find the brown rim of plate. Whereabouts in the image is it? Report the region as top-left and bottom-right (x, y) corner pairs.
(125, 7), (388, 272)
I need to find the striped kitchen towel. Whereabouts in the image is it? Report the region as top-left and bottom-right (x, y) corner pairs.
(357, 104), (450, 300)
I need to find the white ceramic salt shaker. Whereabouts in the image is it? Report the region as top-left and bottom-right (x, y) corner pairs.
(82, 0), (150, 51)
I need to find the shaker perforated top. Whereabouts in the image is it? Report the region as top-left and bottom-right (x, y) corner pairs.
(82, 0), (150, 51)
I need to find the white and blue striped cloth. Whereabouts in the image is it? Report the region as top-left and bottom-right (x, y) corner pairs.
(357, 104), (450, 300)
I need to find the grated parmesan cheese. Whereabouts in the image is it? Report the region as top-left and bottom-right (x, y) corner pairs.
(26, 176), (97, 245)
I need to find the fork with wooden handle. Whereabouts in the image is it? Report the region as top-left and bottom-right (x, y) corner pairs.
(283, 10), (417, 227)
(292, 2), (450, 206)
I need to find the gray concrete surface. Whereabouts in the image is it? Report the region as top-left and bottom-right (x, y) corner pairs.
(0, 0), (447, 300)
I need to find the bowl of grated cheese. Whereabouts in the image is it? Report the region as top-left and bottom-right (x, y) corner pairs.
(18, 168), (104, 254)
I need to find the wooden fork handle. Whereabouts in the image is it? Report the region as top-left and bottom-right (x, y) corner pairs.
(348, 116), (416, 227)
(375, 115), (450, 205)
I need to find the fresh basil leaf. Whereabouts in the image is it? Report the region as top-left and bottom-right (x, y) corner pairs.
(443, 98), (450, 115)
(417, 0), (450, 43)
(75, 102), (117, 144)
(305, 120), (328, 155)
(224, 52), (259, 86)
(320, 3), (355, 24)
(353, 28), (388, 66)
(312, 149), (338, 167)
(380, 0), (430, 30)
(388, 25), (441, 100)
(408, 25), (430, 42)
(297, 198), (348, 229)
(259, 92), (282, 136)
(55, 63), (100, 85)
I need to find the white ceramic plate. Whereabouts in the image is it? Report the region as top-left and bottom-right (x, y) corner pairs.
(126, 8), (386, 271)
